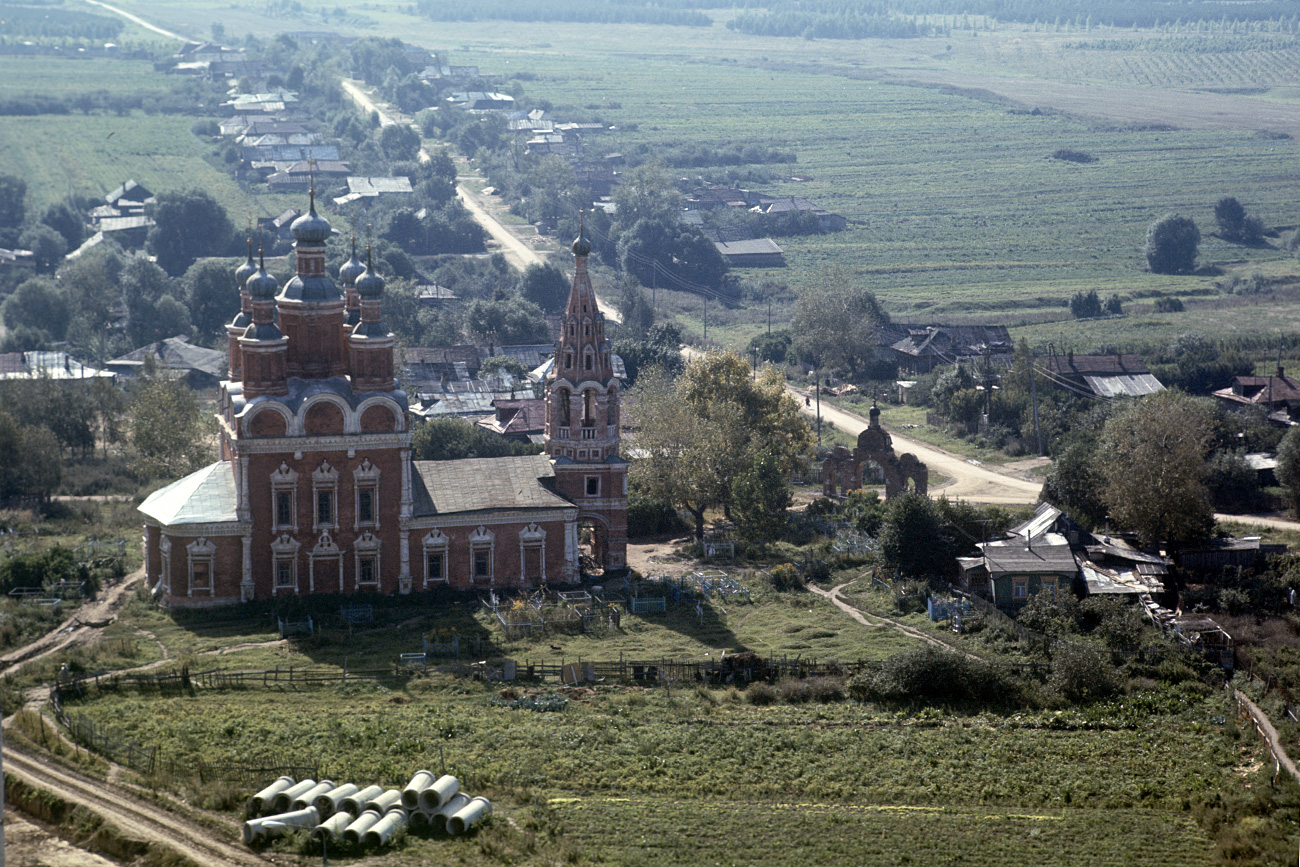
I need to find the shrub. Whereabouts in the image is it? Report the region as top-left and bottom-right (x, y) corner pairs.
(776, 676), (845, 704)
(1048, 643), (1117, 702)
(1153, 296), (1184, 313)
(848, 645), (1020, 705)
(745, 682), (778, 705)
(767, 563), (804, 592)
(1052, 148), (1097, 163)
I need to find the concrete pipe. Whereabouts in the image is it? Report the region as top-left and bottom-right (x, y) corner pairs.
(248, 776), (295, 816)
(418, 774), (460, 811)
(292, 780), (336, 812)
(363, 810), (407, 848)
(432, 793), (471, 833)
(401, 770), (435, 810)
(311, 811), (353, 843)
(368, 789), (404, 815)
(408, 809), (432, 831)
(242, 806), (320, 844)
(341, 784), (383, 816)
(271, 779), (317, 814)
(342, 809), (382, 846)
(313, 783), (359, 819)
(448, 796), (492, 836)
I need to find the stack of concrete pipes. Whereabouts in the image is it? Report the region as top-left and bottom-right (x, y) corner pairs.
(243, 771), (492, 849)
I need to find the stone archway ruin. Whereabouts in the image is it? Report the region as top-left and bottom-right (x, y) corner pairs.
(822, 403), (928, 499)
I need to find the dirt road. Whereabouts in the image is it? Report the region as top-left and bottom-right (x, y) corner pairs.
(0, 571), (143, 679)
(798, 393), (1043, 505)
(4, 746), (265, 866)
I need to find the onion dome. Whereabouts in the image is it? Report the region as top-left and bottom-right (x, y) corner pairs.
(235, 240), (257, 288)
(572, 221), (591, 257)
(290, 190), (331, 244)
(246, 256), (279, 300)
(355, 248), (385, 299)
(339, 240), (365, 286)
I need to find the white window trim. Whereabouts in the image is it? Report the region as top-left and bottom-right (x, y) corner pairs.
(421, 529), (449, 585)
(186, 537), (217, 598)
(469, 525), (495, 584)
(312, 460), (339, 532)
(353, 458), (381, 530)
(1011, 577), (1029, 599)
(270, 462), (299, 532)
(271, 533), (301, 595)
(308, 531), (343, 593)
(354, 531), (381, 589)
(519, 523), (545, 583)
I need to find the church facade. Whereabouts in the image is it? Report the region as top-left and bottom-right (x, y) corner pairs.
(140, 197), (626, 607)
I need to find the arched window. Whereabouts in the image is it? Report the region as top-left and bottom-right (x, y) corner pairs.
(557, 388), (570, 426)
(583, 389), (596, 425)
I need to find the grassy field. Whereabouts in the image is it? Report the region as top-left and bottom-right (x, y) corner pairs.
(0, 109), (305, 222)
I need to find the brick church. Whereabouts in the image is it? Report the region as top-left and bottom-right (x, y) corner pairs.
(140, 194), (627, 607)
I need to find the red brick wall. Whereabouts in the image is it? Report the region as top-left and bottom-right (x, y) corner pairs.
(409, 518), (571, 589)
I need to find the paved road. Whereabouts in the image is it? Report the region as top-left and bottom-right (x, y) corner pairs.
(796, 391), (1043, 506)
(83, 0), (187, 41)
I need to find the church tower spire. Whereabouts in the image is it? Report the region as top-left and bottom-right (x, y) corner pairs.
(544, 213), (628, 572)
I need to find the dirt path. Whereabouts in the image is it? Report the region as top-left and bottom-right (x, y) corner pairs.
(809, 580), (979, 660)
(4, 745), (266, 866)
(0, 570), (144, 679)
(796, 392), (1044, 505)
(1234, 689), (1300, 786)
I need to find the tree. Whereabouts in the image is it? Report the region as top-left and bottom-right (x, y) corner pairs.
(1214, 196), (1246, 240)
(147, 189), (234, 276)
(2, 277), (72, 342)
(19, 224), (67, 272)
(378, 123), (421, 161)
(791, 267), (889, 378)
(184, 258), (239, 344)
(613, 322), (685, 386)
(878, 492), (954, 577)
(731, 448), (792, 546)
(1099, 390), (1214, 546)
(128, 364), (209, 480)
(40, 199), (87, 249)
(1276, 426), (1300, 517)
(1144, 214), (1200, 275)
(463, 296), (549, 345)
(121, 259), (179, 345)
(611, 161), (682, 228)
(410, 417), (541, 461)
(1040, 434), (1107, 529)
(519, 262), (569, 313)
(617, 218), (727, 291)
(0, 413), (60, 503)
(0, 173), (26, 229)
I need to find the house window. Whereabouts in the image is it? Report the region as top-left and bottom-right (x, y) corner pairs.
(469, 526), (494, 584)
(354, 531), (381, 589)
(186, 537), (216, 598)
(276, 491), (293, 527)
(271, 533), (301, 594)
(427, 551), (444, 583)
(519, 523), (546, 583)
(586, 476), (600, 497)
(1040, 577), (1057, 598)
(1012, 577), (1029, 600)
(317, 490), (334, 526)
(353, 458), (381, 530)
(312, 460), (339, 531)
(270, 463), (299, 532)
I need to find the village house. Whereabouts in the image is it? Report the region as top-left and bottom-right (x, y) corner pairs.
(890, 325), (1012, 374)
(139, 196), (626, 606)
(1212, 366), (1300, 423)
(1042, 351), (1164, 399)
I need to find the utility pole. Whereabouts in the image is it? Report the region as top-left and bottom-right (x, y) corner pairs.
(767, 297), (772, 335)
(1030, 351), (1043, 456)
(702, 300), (707, 342)
(815, 364), (822, 445)
(751, 346), (758, 380)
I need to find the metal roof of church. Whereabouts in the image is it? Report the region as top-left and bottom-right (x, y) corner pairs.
(410, 454), (572, 516)
(139, 461), (239, 526)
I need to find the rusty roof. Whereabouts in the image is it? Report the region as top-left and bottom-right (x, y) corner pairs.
(410, 454), (571, 516)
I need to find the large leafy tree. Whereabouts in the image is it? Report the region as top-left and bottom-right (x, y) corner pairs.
(519, 262), (570, 313)
(2, 277), (72, 343)
(1276, 426), (1300, 518)
(128, 361), (209, 480)
(0, 173), (26, 229)
(185, 258), (240, 345)
(1099, 390), (1214, 546)
(617, 217), (727, 292)
(611, 161), (682, 228)
(791, 266), (889, 378)
(629, 352), (813, 539)
(147, 189), (234, 276)
(732, 448), (792, 546)
(878, 492), (954, 577)
(1144, 213), (1200, 275)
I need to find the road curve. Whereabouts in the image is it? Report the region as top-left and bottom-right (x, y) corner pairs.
(82, 0), (188, 41)
(5, 745), (266, 866)
(798, 392), (1043, 506)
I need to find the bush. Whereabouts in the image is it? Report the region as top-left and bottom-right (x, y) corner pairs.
(1153, 296), (1184, 313)
(848, 645), (1020, 705)
(776, 676), (845, 704)
(767, 563), (804, 592)
(745, 682), (779, 705)
(1052, 148), (1097, 164)
(1048, 643), (1117, 702)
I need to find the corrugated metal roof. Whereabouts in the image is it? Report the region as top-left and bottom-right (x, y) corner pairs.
(1081, 374), (1165, 398)
(982, 542), (1077, 574)
(139, 461), (239, 525)
(410, 454), (569, 516)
